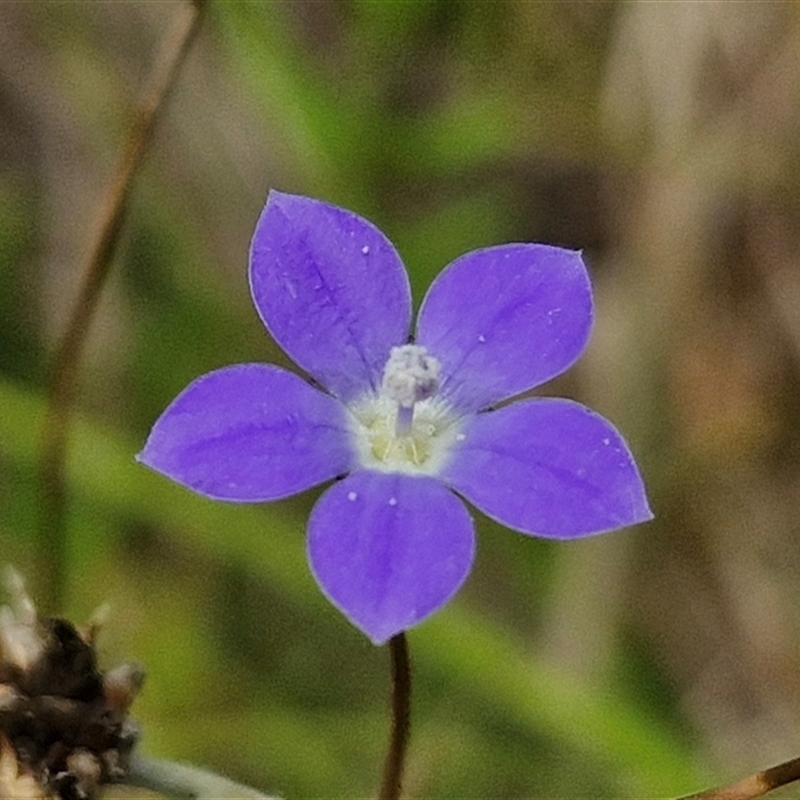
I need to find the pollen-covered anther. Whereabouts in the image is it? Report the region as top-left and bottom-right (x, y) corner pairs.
(381, 344), (441, 409)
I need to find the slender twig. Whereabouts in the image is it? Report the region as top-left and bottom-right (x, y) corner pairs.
(679, 755), (800, 800)
(126, 754), (281, 800)
(379, 632), (412, 800)
(38, 0), (205, 614)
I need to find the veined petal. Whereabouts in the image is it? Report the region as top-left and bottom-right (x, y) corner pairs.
(441, 398), (652, 538)
(416, 245), (592, 413)
(308, 471), (475, 644)
(137, 364), (352, 502)
(250, 191), (412, 402)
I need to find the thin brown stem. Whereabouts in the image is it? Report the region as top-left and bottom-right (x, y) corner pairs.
(379, 633), (411, 800)
(37, 0), (205, 614)
(679, 755), (800, 800)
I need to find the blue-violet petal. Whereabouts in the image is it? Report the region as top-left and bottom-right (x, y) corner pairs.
(137, 364), (352, 502)
(250, 191), (412, 402)
(308, 471), (476, 644)
(416, 244), (592, 413)
(441, 398), (653, 538)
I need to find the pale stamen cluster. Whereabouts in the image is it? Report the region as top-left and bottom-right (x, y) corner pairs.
(349, 345), (463, 477)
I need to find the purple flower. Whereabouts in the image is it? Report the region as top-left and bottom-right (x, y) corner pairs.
(138, 191), (652, 644)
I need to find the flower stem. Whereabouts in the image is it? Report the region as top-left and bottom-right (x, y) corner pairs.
(678, 754), (800, 800)
(127, 754), (281, 799)
(37, 0), (205, 614)
(379, 632), (411, 800)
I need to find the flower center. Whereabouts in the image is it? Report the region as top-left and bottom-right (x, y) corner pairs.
(348, 345), (462, 476)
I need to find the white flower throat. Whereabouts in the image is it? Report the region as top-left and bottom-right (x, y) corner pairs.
(349, 344), (463, 476)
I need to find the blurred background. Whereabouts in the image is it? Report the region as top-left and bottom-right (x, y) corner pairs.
(2, 1), (800, 797)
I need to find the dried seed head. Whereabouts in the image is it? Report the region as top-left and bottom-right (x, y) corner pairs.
(0, 569), (144, 800)
(0, 734), (45, 800)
